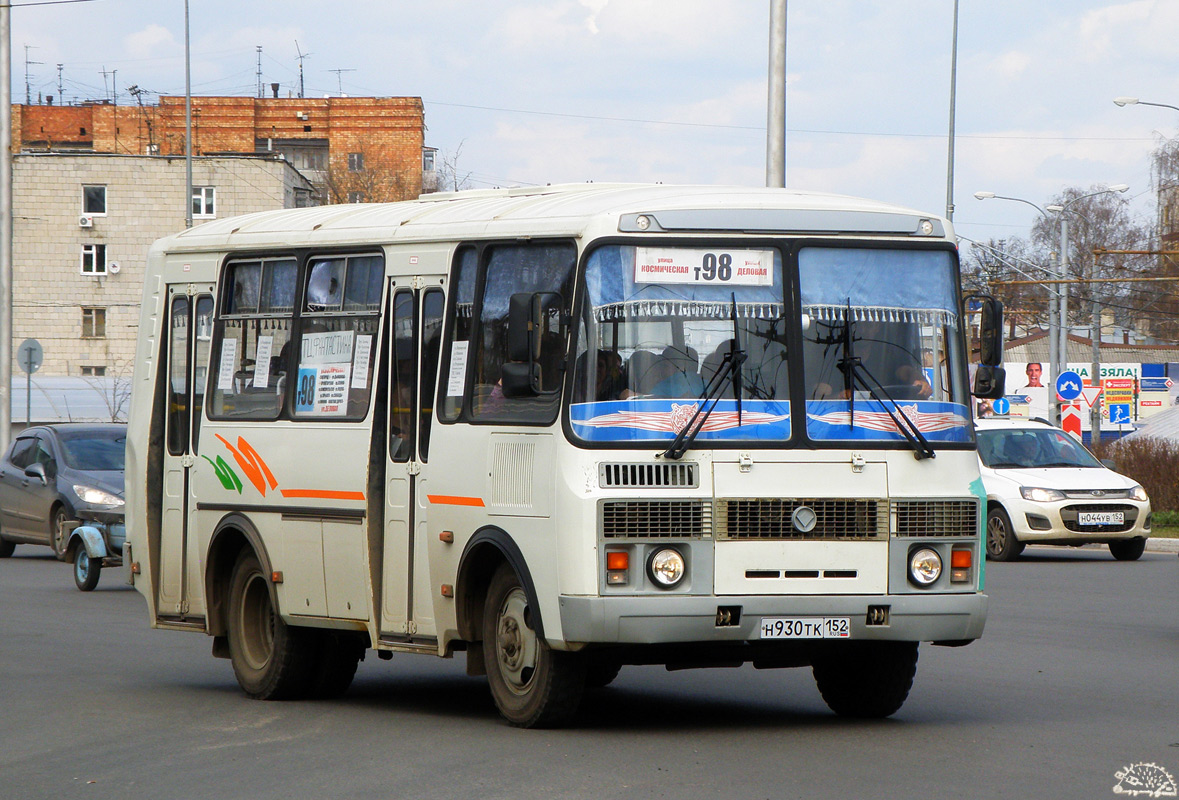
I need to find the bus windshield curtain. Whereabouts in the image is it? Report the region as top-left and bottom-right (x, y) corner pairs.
(584, 246), (784, 321)
(799, 247), (958, 327)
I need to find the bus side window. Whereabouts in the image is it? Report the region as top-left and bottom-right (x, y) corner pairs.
(419, 288), (445, 460)
(168, 295), (190, 455)
(439, 247), (477, 423)
(470, 242), (575, 423)
(389, 290), (415, 462)
(208, 258), (296, 420)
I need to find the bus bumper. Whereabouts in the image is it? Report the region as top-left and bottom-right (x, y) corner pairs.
(557, 592), (987, 645)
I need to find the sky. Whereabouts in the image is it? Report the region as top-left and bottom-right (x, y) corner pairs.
(10, 0), (1179, 250)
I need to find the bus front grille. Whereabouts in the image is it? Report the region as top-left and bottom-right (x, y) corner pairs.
(716, 499), (888, 540)
(891, 499), (980, 537)
(600, 500), (711, 538)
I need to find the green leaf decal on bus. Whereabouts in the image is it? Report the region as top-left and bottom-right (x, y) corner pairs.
(202, 454), (244, 494)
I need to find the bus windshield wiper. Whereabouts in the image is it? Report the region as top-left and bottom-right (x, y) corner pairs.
(662, 295), (747, 460)
(836, 304), (935, 461)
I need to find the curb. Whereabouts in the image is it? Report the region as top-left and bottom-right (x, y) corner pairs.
(1146, 537), (1179, 554)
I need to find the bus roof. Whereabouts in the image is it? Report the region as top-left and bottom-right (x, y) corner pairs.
(153, 183), (952, 254)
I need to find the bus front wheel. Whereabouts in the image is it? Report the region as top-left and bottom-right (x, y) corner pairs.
(812, 641), (919, 718)
(482, 563), (585, 727)
(227, 551), (313, 700)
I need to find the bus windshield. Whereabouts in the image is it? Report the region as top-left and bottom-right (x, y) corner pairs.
(799, 247), (971, 444)
(570, 244), (791, 445)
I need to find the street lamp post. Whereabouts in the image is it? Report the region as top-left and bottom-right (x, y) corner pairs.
(1113, 97), (1179, 114)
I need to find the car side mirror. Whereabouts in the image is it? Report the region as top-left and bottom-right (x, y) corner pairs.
(24, 462), (49, 486)
(1100, 458), (1117, 470)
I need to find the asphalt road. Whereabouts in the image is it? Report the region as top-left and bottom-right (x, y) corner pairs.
(2, 546), (1176, 800)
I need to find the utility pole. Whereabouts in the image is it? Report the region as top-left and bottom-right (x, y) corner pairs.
(765, 0), (786, 188)
(184, 0), (193, 229)
(945, 0), (959, 220)
(2, 2), (13, 451)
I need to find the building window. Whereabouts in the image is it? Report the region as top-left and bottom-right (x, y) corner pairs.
(347, 191), (366, 204)
(81, 244), (107, 275)
(80, 365), (106, 377)
(82, 185), (106, 215)
(192, 186), (216, 217)
(82, 308), (106, 339)
(422, 148), (436, 172)
(347, 152), (364, 172)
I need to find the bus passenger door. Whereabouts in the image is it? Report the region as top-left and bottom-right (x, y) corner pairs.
(160, 286), (214, 619)
(381, 278), (445, 640)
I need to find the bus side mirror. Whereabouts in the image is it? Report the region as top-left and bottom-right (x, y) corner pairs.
(973, 365), (1006, 399)
(978, 295), (1004, 367)
(503, 292), (564, 397)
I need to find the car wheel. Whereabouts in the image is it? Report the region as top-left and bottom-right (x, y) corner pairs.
(483, 562), (585, 727)
(74, 547), (101, 591)
(227, 550), (315, 700)
(1108, 538), (1146, 561)
(813, 641), (919, 718)
(986, 506), (1025, 561)
(50, 506), (69, 561)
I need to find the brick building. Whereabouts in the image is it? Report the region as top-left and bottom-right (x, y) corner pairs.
(13, 95), (428, 202)
(12, 152), (314, 378)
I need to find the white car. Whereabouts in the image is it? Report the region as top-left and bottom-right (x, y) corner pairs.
(976, 418), (1151, 561)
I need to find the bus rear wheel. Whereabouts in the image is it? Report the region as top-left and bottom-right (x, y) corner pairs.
(482, 563), (585, 727)
(227, 551), (313, 700)
(812, 641), (919, 718)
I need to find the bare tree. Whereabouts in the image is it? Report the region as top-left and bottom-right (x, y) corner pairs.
(430, 140), (473, 193)
(82, 360), (133, 422)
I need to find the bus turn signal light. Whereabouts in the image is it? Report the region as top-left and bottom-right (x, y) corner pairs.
(606, 551), (629, 585)
(951, 549), (972, 583)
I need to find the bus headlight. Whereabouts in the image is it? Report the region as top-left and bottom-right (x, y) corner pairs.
(908, 547), (942, 587)
(648, 548), (686, 588)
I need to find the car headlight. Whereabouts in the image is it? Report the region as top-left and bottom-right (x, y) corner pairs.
(908, 547), (942, 587)
(647, 548), (686, 588)
(73, 485), (125, 507)
(1020, 486), (1066, 502)
(1130, 485), (1149, 502)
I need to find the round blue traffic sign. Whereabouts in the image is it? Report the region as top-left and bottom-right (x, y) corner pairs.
(1055, 370), (1083, 401)
(992, 397), (1010, 415)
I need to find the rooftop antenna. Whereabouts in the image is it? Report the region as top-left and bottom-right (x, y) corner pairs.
(295, 40), (311, 98)
(56, 63), (63, 104)
(24, 45), (42, 105)
(255, 45), (263, 98)
(328, 67), (355, 96)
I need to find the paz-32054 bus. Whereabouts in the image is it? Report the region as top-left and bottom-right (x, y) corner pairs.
(124, 184), (1005, 727)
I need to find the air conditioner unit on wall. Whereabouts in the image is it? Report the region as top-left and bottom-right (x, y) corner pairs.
(79, 215), (94, 228)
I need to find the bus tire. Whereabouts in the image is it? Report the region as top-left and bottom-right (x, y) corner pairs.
(227, 551), (313, 700)
(812, 641), (919, 718)
(585, 659), (623, 689)
(482, 562), (585, 727)
(308, 631), (364, 699)
(985, 506), (1024, 561)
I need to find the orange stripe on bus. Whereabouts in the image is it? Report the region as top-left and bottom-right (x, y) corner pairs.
(427, 495), (486, 507)
(279, 489), (367, 501)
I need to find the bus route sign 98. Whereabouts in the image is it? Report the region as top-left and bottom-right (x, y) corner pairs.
(634, 247), (775, 286)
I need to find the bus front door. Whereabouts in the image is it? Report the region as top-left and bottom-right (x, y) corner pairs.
(381, 277), (446, 641)
(160, 286), (214, 620)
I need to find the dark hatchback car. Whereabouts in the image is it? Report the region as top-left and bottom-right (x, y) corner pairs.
(0, 423), (126, 559)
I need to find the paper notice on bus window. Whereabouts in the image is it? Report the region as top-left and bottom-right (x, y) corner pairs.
(300, 329), (354, 365)
(217, 337), (238, 392)
(447, 341), (469, 396)
(634, 247), (775, 287)
(314, 364), (351, 415)
(351, 335), (373, 389)
(252, 335), (274, 389)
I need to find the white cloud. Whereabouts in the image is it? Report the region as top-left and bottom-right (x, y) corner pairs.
(580, 0), (610, 34)
(123, 24), (176, 60)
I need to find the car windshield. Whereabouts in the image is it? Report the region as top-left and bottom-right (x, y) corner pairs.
(57, 429), (126, 471)
(977, 428), (1102, 469)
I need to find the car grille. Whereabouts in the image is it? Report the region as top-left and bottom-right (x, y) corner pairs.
(892, 499), (979, 537)
(1061, 489), (1132, 499)
(715, 498), (888, 540)
(1061, 503), (1138, 533)
(600, 500), (711, 538)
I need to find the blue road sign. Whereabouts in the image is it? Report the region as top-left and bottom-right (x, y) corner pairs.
(1056, 370), (1083, 401)
(1109, 404), (1131, 425)
(992, 397), (1010, 415)
(1140, 377), (1172, 392)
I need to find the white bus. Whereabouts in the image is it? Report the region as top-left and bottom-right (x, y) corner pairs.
(125, 184), (1005, 727)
